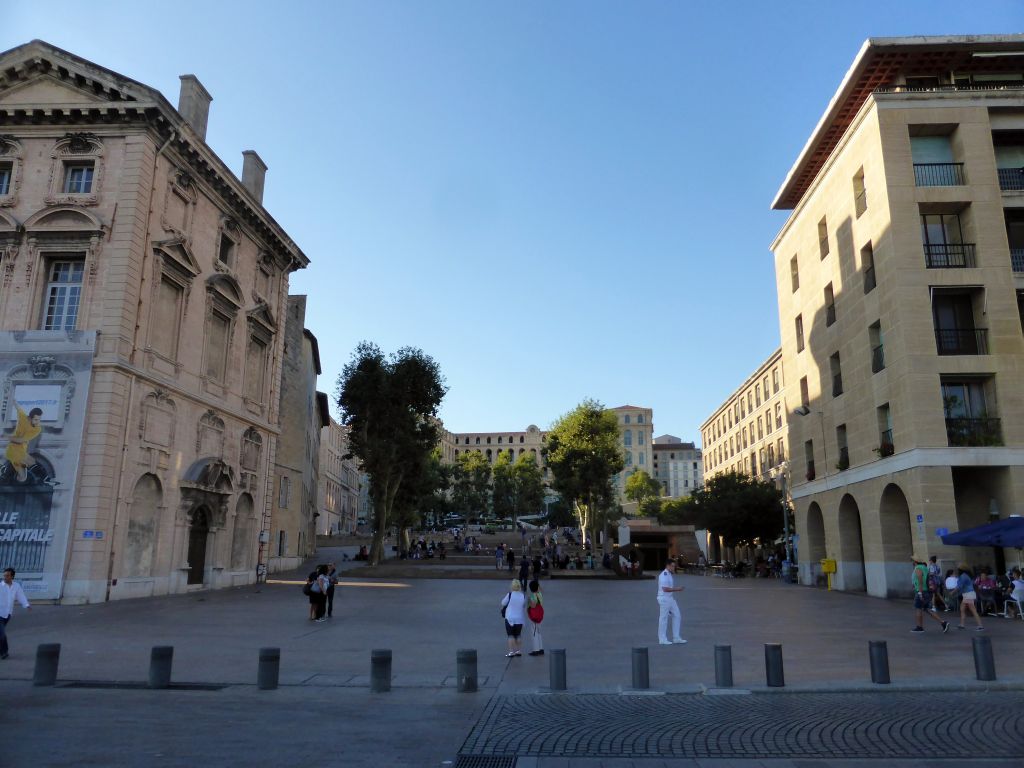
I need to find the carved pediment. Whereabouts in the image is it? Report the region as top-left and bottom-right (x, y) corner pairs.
(0, 210), (17, 233)
(153, 238), (201, 280)
(246, 302), (277, 334)
(24, 206), (103, 235)
(206, 273), (243, 309)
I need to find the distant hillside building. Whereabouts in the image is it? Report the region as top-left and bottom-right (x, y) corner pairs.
(652, 435), (703, 498)
(609, 405), (654, 502)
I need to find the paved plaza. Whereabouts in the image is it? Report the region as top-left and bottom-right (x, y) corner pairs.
(2, 547), (1023, 766)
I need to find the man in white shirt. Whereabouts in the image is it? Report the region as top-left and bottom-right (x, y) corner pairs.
(656, 560), (686, 645)
(1, 567), (31, 659)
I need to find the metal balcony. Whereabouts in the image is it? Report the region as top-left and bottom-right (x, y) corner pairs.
(924, 243), (976, 268)
(935, 328), (988, 355)
(998, 167), (1024, 191)
(945, 417), (1002, 447)
(914, 163), (965, 186)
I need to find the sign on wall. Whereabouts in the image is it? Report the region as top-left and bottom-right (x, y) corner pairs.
(0, 331), (95, 599)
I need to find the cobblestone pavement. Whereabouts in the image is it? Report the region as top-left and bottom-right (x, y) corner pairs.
(459, 692), (1024, 762)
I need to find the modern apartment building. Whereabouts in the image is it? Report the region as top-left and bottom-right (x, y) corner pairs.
(701, 349), (788, 485)
(651, 435), (703, 498)
(609, 405), (654, 502)
(770, 35), (1024, 597)
(0, 41), (308, 602)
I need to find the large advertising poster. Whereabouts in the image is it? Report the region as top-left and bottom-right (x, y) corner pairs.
(0, 331), (95, 600)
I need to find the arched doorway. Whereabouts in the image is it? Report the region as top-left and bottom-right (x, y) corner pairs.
(804, 502), (826, 586)
(837, 494), (866, 592)
(879, 483), (914, 597)
(187, 507), (210, 585)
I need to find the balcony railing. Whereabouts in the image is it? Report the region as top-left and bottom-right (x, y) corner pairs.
(871, 344), (885, 373)
(863, 265), (876, 293)
(924, 243), (976, 268)
(1011, 248), (1024, 273)
(945, 417), (1003, 447)
(878, 429), (895, 457)
(998, 167), (1024, 191)
(832, 374), (843, 397)
(914, 162), (965, 186)
(935, 328), (988, 355)
(825, 304), (836, 326)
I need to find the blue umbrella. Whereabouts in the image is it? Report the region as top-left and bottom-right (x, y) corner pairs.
(941, 517), (1024, 548)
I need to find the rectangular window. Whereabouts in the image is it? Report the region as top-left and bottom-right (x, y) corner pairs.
(150, 277), (183, 359)
(63, 163), (94, 194)
(805, 440), (815, 480)
(921, 212), (974, 268)
(800, 376), (809, 408)
(205, 312), (230, 382)
(911, 134), (964, 185)
(869, 321), (884, 373)
(772, 368), (780, 393)
(623, 429), (633, 447)
(877, 403), (894, 455)
(795, 314), (805, 352)
(824, 283), (836, 326)
(818, 216), (829, 259)
(218, 234), (236, 267)
(41, 259), (84, 330)
(765, 409), (773, 434)
(742, 427), (748, 448)
(767, 443), (775, 467)
(0, 162), (11, 196)
(836, 424), (849, 470)
(830, 352), (843, 397)
(853, 167), (867, 217)
(941, 378), (1000, 446)
(775, 403), (782, 429)
(777, 438), (784, 461)
(279, 475), (290, 508)
(862, 242), (876, 293)
(757, 417), (764, 440)
(755, 384), (761, 406)
(638, 452), (645, 466)
(245, 337), (268, 402)
(790, 255), (799, 292)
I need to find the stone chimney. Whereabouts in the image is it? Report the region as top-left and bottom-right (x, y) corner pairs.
(177, 75), (212, 141)
(241, 150), (268, 204)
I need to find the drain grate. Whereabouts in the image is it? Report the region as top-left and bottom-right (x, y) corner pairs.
(59, 681), (226, 691)
(454, 756), (516, 768)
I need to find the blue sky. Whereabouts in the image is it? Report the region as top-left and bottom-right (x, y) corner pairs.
(6, 2), (1021, 441)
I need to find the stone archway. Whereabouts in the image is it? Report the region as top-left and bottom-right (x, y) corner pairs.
(804, 502), (826, 586)
(879, 483), (914, 597)
(836, 494), (866, 592)
(186, 507), (210, 585)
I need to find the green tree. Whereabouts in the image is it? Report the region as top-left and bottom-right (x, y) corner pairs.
(662, 472), (782, 547)
(337, 342), (446, 565)
(624, 469), (662, 516)
(491, 451), (516, 522)
(545, 399), (624, 549)
(451, 450), (491, 520)
(512, 452), (546, 522)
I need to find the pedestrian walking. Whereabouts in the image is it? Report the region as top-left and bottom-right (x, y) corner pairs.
(927, 556), (946, 612)
(518, 556), (530, 592)
(656, 560), (686, 645)
(500, 579), (526, 658)
(507, 548), (515, 574)
(310, 564), (330, 623)
(0, 567), (31, 659)
(956, 565), (984, 631)
(326, 562), (338, 618)
(495, 543), (504, 570)
(911, 555), (949, 633)
(526, 579), (544, 656)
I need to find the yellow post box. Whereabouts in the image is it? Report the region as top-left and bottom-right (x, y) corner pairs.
(820, 558), (837, 590)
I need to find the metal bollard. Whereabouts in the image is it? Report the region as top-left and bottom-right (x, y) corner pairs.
(764, 643), (785, 688)
(714, 645), (733, 688)
(148, 646), (174, 689)
(32, 643), (61, 687)
(868, 641), (890, 684)
(258, 647), (280, 690)
(972, 636), (996, 681)
(370, 648), (392, 692)
(549, 648), (567, 691)
(631, 647), (649, 689)
(456, 648), (477, 693)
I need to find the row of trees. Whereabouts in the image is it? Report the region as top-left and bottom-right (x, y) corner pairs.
(337, 341), (784, 565)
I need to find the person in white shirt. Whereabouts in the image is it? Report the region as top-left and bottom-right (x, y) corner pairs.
(1, 567), (31, 659)
(656, 560), (686, 645)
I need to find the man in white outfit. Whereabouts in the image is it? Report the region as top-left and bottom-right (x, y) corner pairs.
(657, 560), (686, 645)
(0, 567), (31, 659)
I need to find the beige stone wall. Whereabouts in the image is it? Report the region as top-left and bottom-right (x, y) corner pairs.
(610, 406), (654, 502)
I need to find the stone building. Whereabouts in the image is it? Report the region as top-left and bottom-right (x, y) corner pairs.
(700, 348), (788, 485)
(271, 296), (328, 572)
(0, 41), (308, 602)
(651, 435), (703, 498)
(609, 404), (654, 502)
(318, 417), (360, 535)
(446, 425), (550, 482)
(770, 35), (1024, 596)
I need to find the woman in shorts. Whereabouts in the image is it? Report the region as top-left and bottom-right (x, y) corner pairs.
(957, 565), (984, 631)
(500, 579), (526, 657)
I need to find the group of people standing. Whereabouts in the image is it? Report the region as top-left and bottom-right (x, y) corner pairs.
(499, 578), (544, 658)
(912, 555), (1024, 633)
(304, 563), (339, 622)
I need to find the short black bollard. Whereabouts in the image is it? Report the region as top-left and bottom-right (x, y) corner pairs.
(631, 647), (649, 689)
(972, 636), (996, 681)
(456, 648), (477, 693)
(149, 646), (174, 689)
(549, 648), (567, 691)
(370, 648), (392, 692)
(764, 643), (785, 687)
(714, 645), (733, 688)
(32, 643), (61, 687)
(258, 647), (280, 690)
(868, 640), (890, 684)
